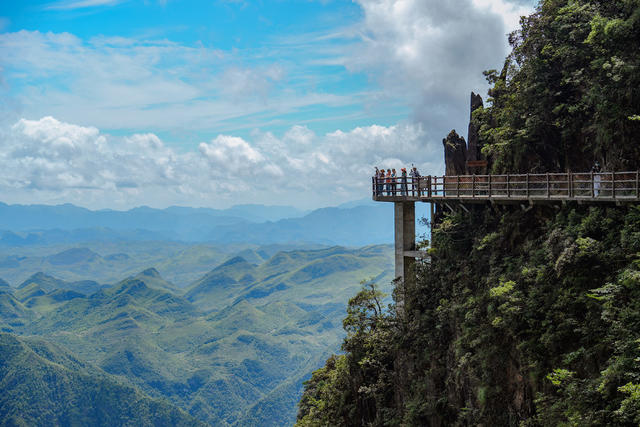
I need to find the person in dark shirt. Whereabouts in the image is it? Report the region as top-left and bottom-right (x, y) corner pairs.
(409, 166), (421, 196)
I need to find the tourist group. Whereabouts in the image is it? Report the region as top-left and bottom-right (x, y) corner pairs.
(374, 166), (421, 196)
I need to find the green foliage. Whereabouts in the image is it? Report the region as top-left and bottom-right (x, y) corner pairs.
(0, 332), (203, 426)
(547, 368), (575, 386)
(489, 279), (515, 298)
(475, 0), (640, 173)
(296, 281), (399, 426)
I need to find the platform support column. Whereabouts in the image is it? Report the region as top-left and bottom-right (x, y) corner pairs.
(395, 202), (415, 293)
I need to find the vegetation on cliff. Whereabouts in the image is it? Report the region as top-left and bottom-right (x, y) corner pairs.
(477, 0), (640, 172)
(296, 0), (640, 425)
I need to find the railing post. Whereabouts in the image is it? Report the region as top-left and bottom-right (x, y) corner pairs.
(472, 175), (475, 198)
(507, 174), (510, 198)
(546, 173), (550, 198)
(428, 176), (432, 198)
(526, 174), (529, 198)
(636, 171), (639, 199)
(568, 173), (573, 198)
(612, 172), (616, 199)
(591, 171), (594, 198)
(488, 174), (492, 198)
(372, 177), (376, 197)
(456, 175), (460, 198)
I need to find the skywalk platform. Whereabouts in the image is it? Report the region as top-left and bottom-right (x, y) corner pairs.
(373, 171), (640, 292)
(372, 171), (640, 204)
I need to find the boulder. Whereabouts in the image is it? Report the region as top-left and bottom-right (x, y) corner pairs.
(443, 130), (467, 176)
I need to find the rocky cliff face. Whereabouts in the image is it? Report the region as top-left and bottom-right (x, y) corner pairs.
(466, 92), (484, 163)
(443, 92), (486, 176)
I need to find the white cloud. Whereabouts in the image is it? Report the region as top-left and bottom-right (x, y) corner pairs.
(345, 0), (534, 140)
(0, 116), (437, 209)
(199, 135), (269, 174)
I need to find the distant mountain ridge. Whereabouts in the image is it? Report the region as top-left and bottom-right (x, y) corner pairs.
(0, 201), (398, 246)
(0, 202), (306, 232)
(17, 272), (103, 295)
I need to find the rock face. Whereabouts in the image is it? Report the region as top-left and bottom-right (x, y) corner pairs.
(443, 130), (467, 176)
(466, 92), (484, 163)
(443, 92), (487, 176)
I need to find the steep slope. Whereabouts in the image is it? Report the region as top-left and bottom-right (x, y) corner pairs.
(0, 332), (204, 426)
(184, 256), (259, 309)
(0, 291), (35, 330)
(185, 246), (393, 312)
(131, 267), (180, 293)
(18, 272), (102, 295)
(14, 282), (46, 301)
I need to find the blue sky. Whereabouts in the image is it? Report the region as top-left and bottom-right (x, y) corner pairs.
(0, 0), (536, 209)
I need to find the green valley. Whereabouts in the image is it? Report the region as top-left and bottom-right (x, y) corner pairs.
(0, 244), (393, 426)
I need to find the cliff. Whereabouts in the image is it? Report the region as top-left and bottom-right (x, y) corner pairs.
(296, 1), (640, 425)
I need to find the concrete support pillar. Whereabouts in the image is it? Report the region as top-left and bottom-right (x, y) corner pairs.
(394, 201), (416, 287)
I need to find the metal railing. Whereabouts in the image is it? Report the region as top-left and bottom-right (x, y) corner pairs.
(372, 171), (640, 202)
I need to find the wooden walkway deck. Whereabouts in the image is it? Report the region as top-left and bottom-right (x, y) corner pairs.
(372, 171), (640, 204)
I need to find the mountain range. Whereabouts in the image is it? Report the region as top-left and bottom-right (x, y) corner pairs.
(0, 244), (394, 426)
(0, 200), (398, 246)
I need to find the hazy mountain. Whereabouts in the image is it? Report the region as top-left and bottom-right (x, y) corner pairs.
(0, 332), (204, 426)
(0, 202), (305, 239)
(0, 228), (170, 246)
(0, 200), (398, 247)
(207, 204), (395, 246)
(211, 204), (308, 222)
(18, 272), (102, 295)
(130, 268), (181, 293)
(46, 247), (102, 265)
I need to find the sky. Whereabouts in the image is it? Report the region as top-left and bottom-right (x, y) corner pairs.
(0, 0), (536, 210)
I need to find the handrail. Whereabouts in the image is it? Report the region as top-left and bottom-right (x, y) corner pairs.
(372, 171), (640, 203)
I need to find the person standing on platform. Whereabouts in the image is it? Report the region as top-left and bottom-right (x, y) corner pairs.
(391, 168), (397, 196)
(410, 166), (421, 196)
(593, 162), (602, 197)
(401, 168), (408, 195)
(385, 169), (392, 195)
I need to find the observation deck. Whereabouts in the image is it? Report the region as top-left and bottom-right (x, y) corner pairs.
(373, 171), (640, 295)
(372, 171), (640, 204)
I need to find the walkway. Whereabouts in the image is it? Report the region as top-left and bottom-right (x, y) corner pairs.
(372, 171), (640, 204)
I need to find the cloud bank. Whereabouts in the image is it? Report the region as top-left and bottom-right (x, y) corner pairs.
(0, 116), (439, 209)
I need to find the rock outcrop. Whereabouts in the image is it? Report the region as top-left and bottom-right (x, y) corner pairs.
(443, 92), (487, 175)
(443, 130), (467, 176)
(466, 92), (484, 163)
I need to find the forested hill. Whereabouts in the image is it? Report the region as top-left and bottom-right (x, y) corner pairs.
(296, 1), (640, 426)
